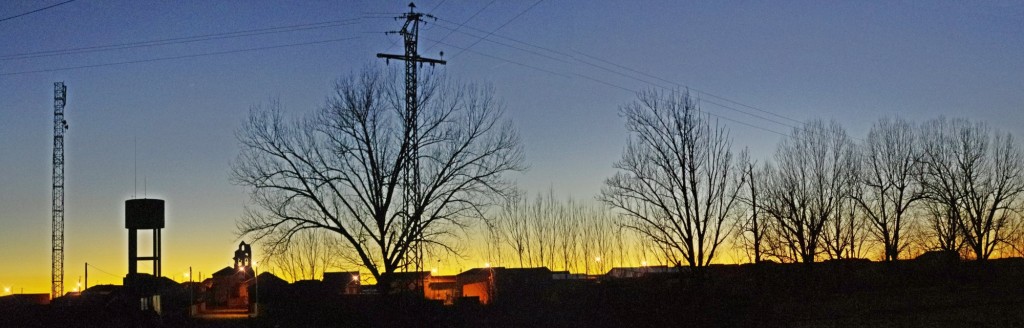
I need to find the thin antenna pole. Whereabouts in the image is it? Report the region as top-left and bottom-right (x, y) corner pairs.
(134, 137), (137, 198)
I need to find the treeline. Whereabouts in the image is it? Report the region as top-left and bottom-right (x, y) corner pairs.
(237, 69), (1023, 281)
(479, 190), (667, 273)
(487, 91), (1024, 272)
(737, 115), (1024, 264)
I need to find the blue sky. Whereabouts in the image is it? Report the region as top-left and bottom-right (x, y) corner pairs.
(1, 0), (1022, 292)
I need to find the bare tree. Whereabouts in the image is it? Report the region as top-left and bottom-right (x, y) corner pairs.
(555, 198), (582, 272)
(263, 229), (341, 281)
(921, 199), (963, 253)
(822, 196), (870, 259)
(528, 191), (559, 268)
(497, 192), (531, 267)
(601, 90), (744, 269)
(481, 214), (506, 268)
(735, 151), (772, 264)
(760, 119), (856, 263)
(231, 68), (524, 284)
(852, 118), (923, 261)
(918, 117), (1024, 260)
(588, 207), (616, 273)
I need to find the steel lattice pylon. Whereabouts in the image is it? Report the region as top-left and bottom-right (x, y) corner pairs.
(51, 82), (67, 300)
(376, 2), (446, 275)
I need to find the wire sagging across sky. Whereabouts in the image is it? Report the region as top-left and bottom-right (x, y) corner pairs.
(0, 0), (78, 24)
(0, 37), (360, 77)
(428, 19), (802, 138)
(1, 17), (365, 62)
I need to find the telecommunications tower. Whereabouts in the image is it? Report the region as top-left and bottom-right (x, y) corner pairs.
(51, 82), (68, 299)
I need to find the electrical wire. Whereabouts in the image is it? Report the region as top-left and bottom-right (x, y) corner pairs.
(431, 19), (803, 135)
(427, 0), (447, 15)
(0, 0), (78, 23)
(1, 17), (364, 61)
(85, 263), (121, 278)
(569, 49), (804, 126)
(427, 37), (791, 138)
(0, 37), (360, 76)
(423, 0), (496, 53)
(4, 5), (798, 139)
(433, 18), (805, 127)
(448, 0), (545, 60)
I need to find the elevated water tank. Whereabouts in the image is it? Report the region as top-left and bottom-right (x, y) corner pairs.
(125, 199), (164, 229)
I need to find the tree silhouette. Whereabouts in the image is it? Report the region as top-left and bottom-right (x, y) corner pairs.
(231, 68), (524, 284)
(601, 90), (744, 269)
(918, 117), (1024, 261)
(736, 152), (772, 264)
(263, 229), (340, 281)
(853, 118), (923, 262)
(759, 120), (856, 263)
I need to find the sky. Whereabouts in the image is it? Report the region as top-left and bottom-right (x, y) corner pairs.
(1, 0), (1023, 294)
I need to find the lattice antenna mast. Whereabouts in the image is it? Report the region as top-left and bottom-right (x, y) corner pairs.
(376, 2), (446, 276)
(51, 82), (68, 300)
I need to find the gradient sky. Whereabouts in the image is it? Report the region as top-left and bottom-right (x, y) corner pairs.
(1, 0), (1022, 294)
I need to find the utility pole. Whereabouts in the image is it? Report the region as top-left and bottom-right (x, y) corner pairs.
(377, 2), (445, 296)
(51, 82), (68, 300)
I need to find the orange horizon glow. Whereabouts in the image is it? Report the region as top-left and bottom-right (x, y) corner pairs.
(6, 217), (1023, 295)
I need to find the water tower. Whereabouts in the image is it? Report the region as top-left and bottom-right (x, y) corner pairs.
(124, 198), (164, 313)
(126, 198), (164, 276)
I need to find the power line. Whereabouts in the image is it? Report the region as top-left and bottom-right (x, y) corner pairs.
(1, 17), (364, 61)
(449, 0), (544, 60)
(431, 19), (805, 134)
(424, 37), (567, 77)
(423, 37), (790, 138)
(427, 0), (447, 14)
(424, 0), (496, 53)
(0, 0), (78, 23)
(434, 19), (569, 64)
(85, 263), (121, 278)
(571, 49), (804, 126)
(433, 18), (806, 128)
(0, 37), (360, 77)
(431, 22), (797, 132)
